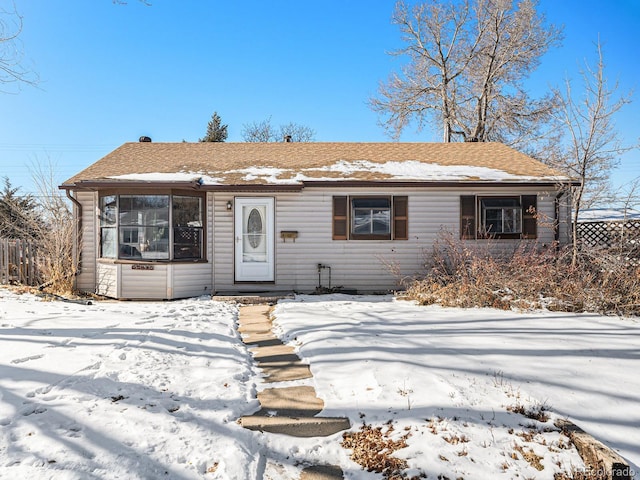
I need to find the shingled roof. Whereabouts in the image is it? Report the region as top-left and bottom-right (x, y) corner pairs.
(61, 141), (570, 189)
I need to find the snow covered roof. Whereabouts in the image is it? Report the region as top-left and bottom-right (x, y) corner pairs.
(61, 142), (571, 188)
(576, 208), (640, 223)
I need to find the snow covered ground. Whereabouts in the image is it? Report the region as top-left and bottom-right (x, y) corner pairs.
(0, 287), (638, 479)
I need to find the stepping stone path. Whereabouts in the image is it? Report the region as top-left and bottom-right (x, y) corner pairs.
(238, 304), (350, 479)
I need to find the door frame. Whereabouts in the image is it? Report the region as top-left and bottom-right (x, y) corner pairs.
(234, 197), (275, 283)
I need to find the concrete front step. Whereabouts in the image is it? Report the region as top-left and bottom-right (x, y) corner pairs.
(240, 415), (351, 437)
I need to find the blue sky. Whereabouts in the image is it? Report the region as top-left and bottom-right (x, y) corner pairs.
(1, 0), (638, 198)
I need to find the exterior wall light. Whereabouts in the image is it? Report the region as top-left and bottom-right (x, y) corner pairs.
(226, 200), (232, 210)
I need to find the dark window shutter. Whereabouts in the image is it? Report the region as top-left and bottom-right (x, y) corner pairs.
(460, 196), (476, 239)
(522, 195), (537, 238)
(393, 196), (408, 240)
(333, 196), (348, 240)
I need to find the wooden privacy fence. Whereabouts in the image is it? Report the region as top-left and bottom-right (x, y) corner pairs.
(0, 238), (41, 286)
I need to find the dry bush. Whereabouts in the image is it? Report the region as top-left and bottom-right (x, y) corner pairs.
(507, 401), (550, 423)
(31, 162), (78, 295)
(403, 229), (640, 316)
(341, 423), (422, 480)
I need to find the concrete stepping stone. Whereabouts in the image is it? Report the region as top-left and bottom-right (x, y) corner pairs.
(237, 304), (349, 477)
(259, 363), (313, 383)
(240, 415), (352, 437)
(256, 386), (323, 416)
(301, 465), (344, 480)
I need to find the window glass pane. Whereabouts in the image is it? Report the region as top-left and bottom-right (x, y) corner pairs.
(173, 196), (202, 227)
(352, 198), (390, 209)
(99, 195), (117, 226)
(481, 198), (522, 234)
(118, 226), (168, 259)
(120, 195), (169, 226)
(101, 227), (117, 258)
(504, 208), (522, 233)
(482, 198), (519, 208)
(351, 198), (391, 236)
(372, 209), (391, 233)
(484, 209), (502, 234)
(353, 208), (373, 235)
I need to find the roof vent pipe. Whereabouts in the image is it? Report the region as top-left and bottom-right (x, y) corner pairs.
(139, 136), (152, 142)
(465, 137), (479, 142)
(284, 135), (292, 142)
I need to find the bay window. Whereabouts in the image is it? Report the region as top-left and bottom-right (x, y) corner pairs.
(99, 193), (204, 261)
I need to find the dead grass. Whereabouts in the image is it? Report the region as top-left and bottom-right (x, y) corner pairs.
(341, 422), (424, 480)
(402, 229), (640, 316)
(507, 401), (550, 423)
(513, 444), (544, 471)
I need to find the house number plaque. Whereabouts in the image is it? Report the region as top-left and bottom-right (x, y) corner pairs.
(132, 264), (154, 270)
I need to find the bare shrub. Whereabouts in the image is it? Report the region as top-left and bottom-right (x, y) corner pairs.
(403, 229), (640, 316)
(30, 161), (78, 295)
(507, 401), (550, 423)
(341, 422), (422, 480)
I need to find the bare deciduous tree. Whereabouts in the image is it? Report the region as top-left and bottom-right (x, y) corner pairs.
(242, 117), (316, 142)
(0, 2), (37, 90)
(550, 42), (636, 266)
(370, 0), (561, 148)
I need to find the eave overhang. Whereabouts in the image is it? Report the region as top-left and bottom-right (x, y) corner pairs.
(59, 178), (580, 191)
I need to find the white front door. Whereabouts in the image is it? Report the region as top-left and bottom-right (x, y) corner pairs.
(234, 197), (275, 282)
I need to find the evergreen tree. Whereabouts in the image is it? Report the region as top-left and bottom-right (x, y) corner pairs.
(0, 177), (41, 239)
(199, 111), (228, 142)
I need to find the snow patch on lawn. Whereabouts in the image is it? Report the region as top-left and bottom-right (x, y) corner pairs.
(273, 294), (640, 478)
(1, 288), (638, 479)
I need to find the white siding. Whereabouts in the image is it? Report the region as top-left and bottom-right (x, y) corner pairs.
(212, 186), (564, 294)
(96, 263), (117, 298)
(75, 191), (97, 293)
(77, 185), (569, 298)
(172, 263), (213, 298)
(120, 264), (168, 299)
(213, 195), (235, 290)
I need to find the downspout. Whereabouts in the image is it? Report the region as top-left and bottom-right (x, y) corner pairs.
(65, 189), (83, 282)
(554, 188), (568, 245)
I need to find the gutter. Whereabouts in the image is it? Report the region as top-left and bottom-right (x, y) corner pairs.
(67, 179), (203, 190)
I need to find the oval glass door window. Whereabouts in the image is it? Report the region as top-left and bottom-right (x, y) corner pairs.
(247, 208), (263, 248)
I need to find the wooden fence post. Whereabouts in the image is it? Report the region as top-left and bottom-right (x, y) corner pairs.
(0, 238), (41, 287)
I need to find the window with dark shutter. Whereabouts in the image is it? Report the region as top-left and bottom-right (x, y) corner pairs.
(460, 196), (476, 239)
(332, 195), (408, 241)
(332, 196), (348, 240)
(462, 194), (538, 240)
(393, 196), (408, 240)
(521, 195), (537, 238)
